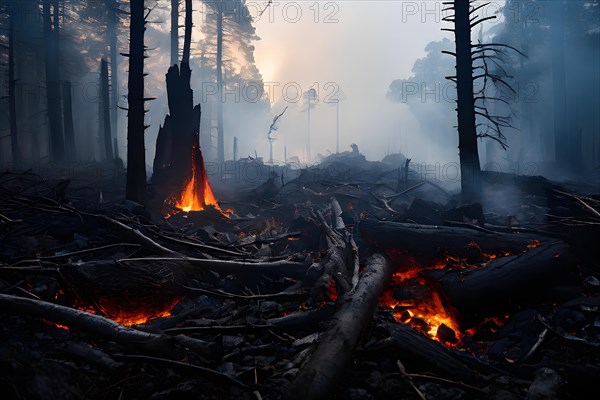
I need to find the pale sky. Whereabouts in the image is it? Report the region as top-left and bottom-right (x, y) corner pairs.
(249, 1), (505, 162)
(140, 1), (505, 164)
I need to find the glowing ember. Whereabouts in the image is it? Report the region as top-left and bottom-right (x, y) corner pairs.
(328, 279), (338, 302)
(381, 241), (541, 345)
(91, 295), (182, 326)
(55, 290), (182, 327)
(380, 270), (463, 344)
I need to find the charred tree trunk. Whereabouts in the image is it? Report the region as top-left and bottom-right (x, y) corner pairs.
(550, 1), (569, 167)
(182, 0), (192, 64)
(8, 12), (21, 166)
(125, 0), (147, 204)
(108, 0), (119, 145)
(152, 0), (201, 198)
(216, 6), (225, 164)
(43, 0), (65, 162)
(62, 81), (76, 161)
(454, 0), (481, 197)
(101, 59), (114, 160)
(233, 136), (238, 162)
(170, 0), (179, 66)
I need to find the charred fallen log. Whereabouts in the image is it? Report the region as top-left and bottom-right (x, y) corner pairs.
(360, 219), (541, 263)
(367, 322), (486, 384)
(285, 253), (393, 400)
(424, 241), (577, 327)
(0, 293), (215, 359)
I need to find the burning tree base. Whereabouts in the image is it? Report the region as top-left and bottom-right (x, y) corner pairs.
(160, 143), (233, 220)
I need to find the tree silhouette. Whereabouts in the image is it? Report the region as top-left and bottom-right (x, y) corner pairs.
(443, 0), (523, 197)
(125, 0), (148, 204)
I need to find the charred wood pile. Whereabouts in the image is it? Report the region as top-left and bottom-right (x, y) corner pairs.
(1, 162), (599, 400)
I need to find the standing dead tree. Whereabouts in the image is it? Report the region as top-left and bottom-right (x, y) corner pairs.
(442, 1), (523, 198)
(101, 59), (114, 161)
(7, 6), (21, 165)
(152, 0), (204, 203)
(170, 0), (179, 66)
(267, 106), (288, 164)
(125, 0), (149, 204)
(43, 0), (65, 163)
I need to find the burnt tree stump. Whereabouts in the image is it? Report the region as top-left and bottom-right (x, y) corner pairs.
(152, 62), (202, 201)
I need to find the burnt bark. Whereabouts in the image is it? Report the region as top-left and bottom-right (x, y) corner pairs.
(425, 241), (576, 327)
(182, 0), (192, 64)
(550, 0), (570, 166)
(0, 293), (214, 359)
(151, 64), (201, 193)
(359, 219), (541, 263)
(285, 253), (393, 400)
(43, 0), (65, 162)
(170, 0), (179, 66)
(8, 12), (21, 166)
(101, 59), (114, 160)
(454, 0), (482, 197)
(62, 81), (76, 161)
(216, 6), (225, 163)
(108, 0), (119, 141)
(152, 0), (202, 199)
(125, 0), (147, 204)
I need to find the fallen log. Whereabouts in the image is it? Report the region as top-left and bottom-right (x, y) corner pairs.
(360, 219), (542, 262)
(367, 323), (494, 384)
(0, 293), (215, 358)
(285, 253), (393, 400)
(309, 203), (357, 302)
(118, 256), (308, 277)
(424, 241), (576, 327)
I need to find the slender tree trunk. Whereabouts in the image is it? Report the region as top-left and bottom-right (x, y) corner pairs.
(182, 0), (192, 64)
(108, 0), (119, 148)
(550, 1), (568, 166)
(171, 0), (179, 66)
(101, 59), (114, 160)
(454, 0), (481, 197)
(216, 5), (225, 163)
(126, 0), (147, 204)
(62, 81), (76, 161)
(43, 0), (65, 162)
(336, 101), (339, 154)
(111, 137), (118, 157)
(8, 13), (21, 166)
(233, 136), (238, 161)
(307, 97), (311, 162)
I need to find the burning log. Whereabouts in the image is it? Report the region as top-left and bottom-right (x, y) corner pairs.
(424, 241), (577, 327)
(285, 253), (393, 400)
(0, 293), (215, 358)
(360, 219), (542, 263)
(59, 261), (184, 326)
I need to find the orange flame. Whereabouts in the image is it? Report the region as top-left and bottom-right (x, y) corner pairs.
(169, 144), (232, 218)
(91, 294), (183, 326)
(52, 291), (182, 328)
(380, 243), (536, 346)
(176, 144), (222, 212)
(381, 270), (463, 344)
